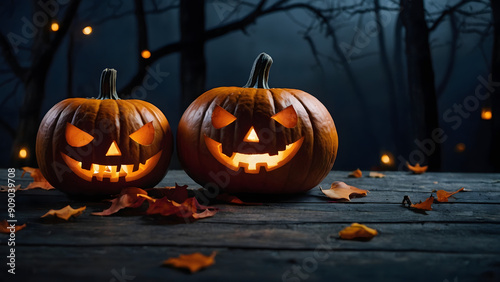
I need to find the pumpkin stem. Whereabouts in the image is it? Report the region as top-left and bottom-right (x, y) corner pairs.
(243, 52), (273, 89)
(98, 68), (120, 100)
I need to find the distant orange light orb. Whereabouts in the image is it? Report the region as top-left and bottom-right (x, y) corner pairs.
(141, 50), (151, 59)
(82, 26), (93, 35)
(19, 148), (28, 159)
(455, 143), (466, 153)
(51, 22), (59, 32)
(481, 108), (492, 120)
(381, 154), (391, 164)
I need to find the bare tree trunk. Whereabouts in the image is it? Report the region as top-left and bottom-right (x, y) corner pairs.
(436, 13), (458, 96)
(490, 0), (500, 171)
(374, 0), (399, 156)
(400, 0), (441, 170)
(180, 0), (206, 110)
(393, 12), (412, 162)
(7, 0), (81, 167)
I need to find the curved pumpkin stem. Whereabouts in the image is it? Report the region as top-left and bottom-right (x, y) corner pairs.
(98, 68), (120, 100)
(243, 52), (273, 89)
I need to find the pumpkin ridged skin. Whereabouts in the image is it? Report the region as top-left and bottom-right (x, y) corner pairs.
(177, 53), (337, 194)
(36, 69), (173, 196)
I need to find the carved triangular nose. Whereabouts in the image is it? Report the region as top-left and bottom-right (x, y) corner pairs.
(106, 141), (122, 156)
(243, 126), (260, 143)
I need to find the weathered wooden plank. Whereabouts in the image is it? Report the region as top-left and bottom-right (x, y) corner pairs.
(2, 170), (499, 193)
(10, 246), (500, 282)
(2, 193), (499, 225)
(4, 219), (500, 254)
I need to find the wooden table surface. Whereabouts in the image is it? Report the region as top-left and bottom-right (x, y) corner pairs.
(1, 169), (499, 282)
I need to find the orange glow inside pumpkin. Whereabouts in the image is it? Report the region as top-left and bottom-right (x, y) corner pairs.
(206, 104), (304, 173)
(61, 151), (162, 182)
(212, 105), (237, 129)
(66, 123), (94, 147)
(205, 135), (304, 174)
(243, 127), (260, 143)
(63, 121), (159, 182)
(129, 121), (155, 145)
(106, 141), (122, 156)
(271, 105), (297, 128)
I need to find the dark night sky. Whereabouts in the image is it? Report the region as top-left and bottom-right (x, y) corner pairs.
(0, 0), (494, 171)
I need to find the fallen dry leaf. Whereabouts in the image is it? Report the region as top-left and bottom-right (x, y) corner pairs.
(368, 172), (385, 178)
(21, 167), (54, 190)
(320, 182), (369, 201)
(163, 252), (217, 273)
(348, 169), (362, 178)
(92, 187), (148, 216)
(41, 205), (86, 220)
(144, 196), (218, 220)
(0, 220), (26, 233)
(339, 223), (378, 240)
(406, 162), (428, 174)
(215, 194), (262, 205)
(0, 185), (22, 192)
(146, 183), (189, 203)
(436, 187), (465, 202)
(411, 196), (434, 211)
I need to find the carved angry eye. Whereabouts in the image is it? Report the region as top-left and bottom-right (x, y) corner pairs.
(129, 121), (155, 145)
(271, 105), (297, 128)
(212, 105), (236, 129)
(66, 123), (94, 147)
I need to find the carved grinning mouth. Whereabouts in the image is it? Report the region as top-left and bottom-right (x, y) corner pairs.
(61, 151), (162, 182)
(204, 135), (304, 174)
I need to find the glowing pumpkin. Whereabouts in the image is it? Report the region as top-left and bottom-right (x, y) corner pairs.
(177, 53), (338, 194)
(36, 68), (173, 195)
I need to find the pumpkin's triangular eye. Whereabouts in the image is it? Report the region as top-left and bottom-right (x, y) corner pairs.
(212, 105), (236, 129)
(271, 105), (297, 128)
(129, 121), (154, 145)
(66, 123), (94, 147)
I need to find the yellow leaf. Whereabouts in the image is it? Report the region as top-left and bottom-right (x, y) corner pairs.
(348, 169), (362, 178)
(163, 252), (217, 273)
(339, 223), (378, 240)
(41, 205), (86, 220)
(436, 187), (465, 202)
(368, 172), (386, 178)
(406, 162), (428, 174)
(320, 182), (369, 201)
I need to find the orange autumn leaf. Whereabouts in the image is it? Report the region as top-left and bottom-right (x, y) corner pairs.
(41, 205), (86, 220)
(92, 187), (148, 216)
(0, 220), (26, 234)
(320, 181), (369, 201)
(348, 169), (362, 178)
(406, 162), (428, 174)
(368, 172), (386, 178)
(339, 223), (378, 240)
(146, 183), (189, 203)
(436, 187), (465, 202)
(0, 184), (22, 192)
(163, 252), (217, 273)
(145, 196), (218, 219)
(215, 194), (262, 205)
(411, 196), (434, 211)
(21, 167), (54, 190)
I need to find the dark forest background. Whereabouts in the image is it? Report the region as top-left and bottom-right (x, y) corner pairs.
(0, 0), (498, 172)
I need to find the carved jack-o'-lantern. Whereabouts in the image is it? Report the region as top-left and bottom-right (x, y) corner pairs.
(177, 53), (338, 194)
(36, 69), (173, 195)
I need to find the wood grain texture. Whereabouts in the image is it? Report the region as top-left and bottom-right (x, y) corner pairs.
(0, 170), (499, 282)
